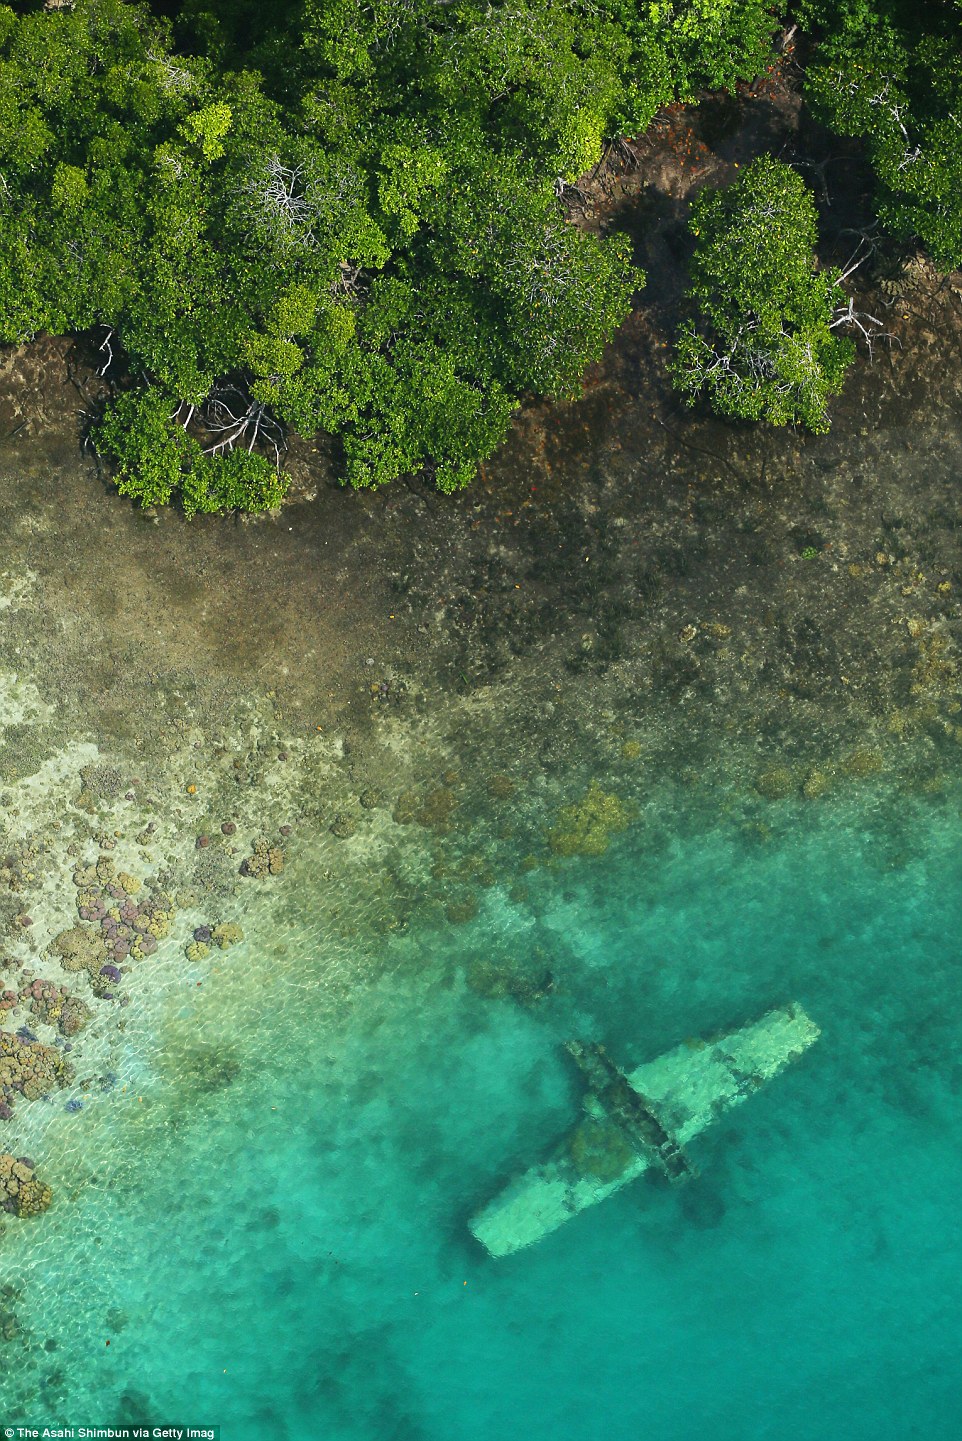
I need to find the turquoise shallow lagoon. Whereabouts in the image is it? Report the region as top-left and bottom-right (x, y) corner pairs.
(2, 787), (962, 1440)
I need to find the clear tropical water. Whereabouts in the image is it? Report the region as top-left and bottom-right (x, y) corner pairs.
(2, 783), (961, 1441)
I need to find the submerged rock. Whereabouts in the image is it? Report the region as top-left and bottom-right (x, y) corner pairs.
(0, 1031), (73, 1112)
(753, 767), (795, 800)
(547, 782), (634, 857)
(211, 921), (243, 949)
(241, 838), (284, 879)
(0, 1152), (52, 1217)
(842, 747), (884, 778)
(49, 925), (106, 977)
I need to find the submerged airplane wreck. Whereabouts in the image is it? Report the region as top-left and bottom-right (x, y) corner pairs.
(470, 1003), (819, 1257)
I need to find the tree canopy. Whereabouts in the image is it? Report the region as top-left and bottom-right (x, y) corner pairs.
(671, 157), (856, 430)
(0, 0), (782, 511)
(800, 0), (962, 267)
(0, 0), (955, 512)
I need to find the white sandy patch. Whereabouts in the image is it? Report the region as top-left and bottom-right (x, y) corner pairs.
(0, 671), (51, 732)
(0, 565), (36, 611)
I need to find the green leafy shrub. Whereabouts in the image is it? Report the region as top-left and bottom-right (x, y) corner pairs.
(671, 158), (855, 431)
(93, 388), (191, 509)
(93, 389), (289, 516)
(178, 449), (289, 518)
(0, 0), (785, 507)
(800, 0), (962, 268)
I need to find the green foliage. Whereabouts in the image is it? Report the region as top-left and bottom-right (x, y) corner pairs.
(93, 388), (289, 516)
(93, 388), (191, 509)
(802, 0), (962, 267)
(0, 0), (785, 509)
(178, 449), (289, 518)
(671, 158), (855, 431)
(179, 100), (233, 161)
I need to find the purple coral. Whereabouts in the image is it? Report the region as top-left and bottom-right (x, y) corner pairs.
(193, 926), (212, 943)
(100, 964), (121, 983)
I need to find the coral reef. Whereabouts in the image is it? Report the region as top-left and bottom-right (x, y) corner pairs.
(49, 925), (107, 978)
(0, 1031), (73, 1115)
(185, 920), (242, 960)
(465, 954), (554, 1005)
(68, 859), (168, 967)
(241, 838), (284, 878)
(393, 785), (458, 830)
(547, 783), (634, 857)
(211, 921), (243, 949)
(0, 1152), (52, 1217)
(18, 978), (91, 1036)
(753, 767), (795, 800)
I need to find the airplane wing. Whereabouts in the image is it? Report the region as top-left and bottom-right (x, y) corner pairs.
(469, 1003), (819, 1257)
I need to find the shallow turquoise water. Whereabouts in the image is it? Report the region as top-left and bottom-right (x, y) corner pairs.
(3, 789), (962, 1440)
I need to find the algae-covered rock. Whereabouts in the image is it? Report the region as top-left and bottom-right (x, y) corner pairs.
(753, 767), (794, 800)
(802, 768), (834, 800)
(330, 813), (357, 839)
(392, 786), (458, 830)
(0, 1153), (52, 1217)
(569, 1118), (634, 1183)
(418, 786), (458, 829)
(241, 839), (285, 879)
(79, 763), (124, 800)
(547, 782), (634, 857)
(445, 895), (478, 925)
(842, 747), (884, 777)
(49, 925), (106, 976)
(211, 922), (243, 949)
(465, 955), (553, 1005)
(487, 774), (516, 800)
(392, 789), (419, 825)
(185, 941), (210, 962)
